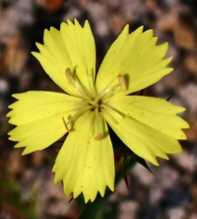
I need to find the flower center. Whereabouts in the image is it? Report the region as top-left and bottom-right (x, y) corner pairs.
(88, 98), (103, 112)
(65, 67), (129, 114)
(63, 68), (128, 134)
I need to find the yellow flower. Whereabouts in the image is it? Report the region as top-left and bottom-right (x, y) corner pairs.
(7, 19), (189, 203)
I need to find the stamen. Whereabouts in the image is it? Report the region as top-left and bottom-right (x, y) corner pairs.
(94, 132), (108, 140)
(92, 84), (118, 105)
(118, 74), (129, 90)
(63, 116), (74, 132)
(62, 105), (93, 132)
(87, 68), (97, 96)
(95, 73), (129, 103)
(65, 67), (93, 99)
(93, 110), (108, 140)
(65, 68), (75, 85)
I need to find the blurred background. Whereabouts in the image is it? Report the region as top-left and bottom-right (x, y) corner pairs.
(0, 0), (197, 219)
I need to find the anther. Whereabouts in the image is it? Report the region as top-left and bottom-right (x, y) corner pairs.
(94, 132), (108, 140)
(118, 74), (129, 90)
(65, 68), (76, 85)
(62, 116), (74, 132)
(65, 67), (92, 99)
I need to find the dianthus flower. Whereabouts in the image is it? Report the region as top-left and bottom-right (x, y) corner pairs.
(8, 19), (189, 203)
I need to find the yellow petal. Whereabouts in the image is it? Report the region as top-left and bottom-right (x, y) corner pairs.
(103, 106), (183, 166)
(53, 111), (115, 203)
(8, 91), (83, 153)
(9, 115), (66, 154)
(108, 94), (189, 140)
(8, 91), (83, 125)
(32, 19), (96, 96)
(96, 25), (172, 94)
